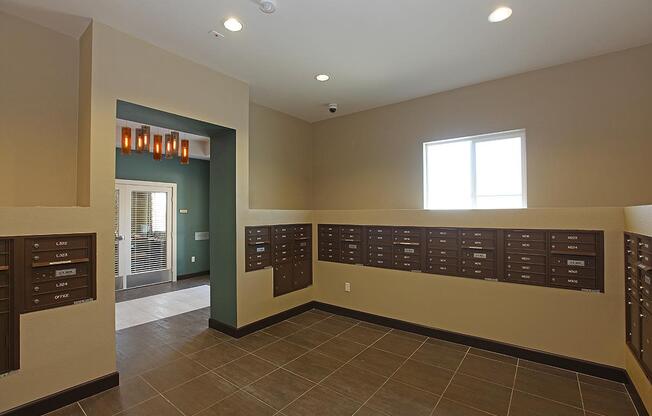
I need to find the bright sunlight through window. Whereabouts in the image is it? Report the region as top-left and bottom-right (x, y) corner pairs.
(423, 130), (526, 210)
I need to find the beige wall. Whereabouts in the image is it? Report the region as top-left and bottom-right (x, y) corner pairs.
(0, 12), (80, 207)
(623, 205), (652, 413)
(314, 208), (625, 367)
(312, 44), (652, 210)
(249, 103), (313, 210)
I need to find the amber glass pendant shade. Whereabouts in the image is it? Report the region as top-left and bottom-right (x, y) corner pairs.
(142, 125), (151, 152)
(135, 128), (144, 152)
(180, 140), (190, 165)
(153, 135), (163, 160)
(165, 134), (174, 159)
(121, 127), (132, 155)
(171, 131), (180, 156)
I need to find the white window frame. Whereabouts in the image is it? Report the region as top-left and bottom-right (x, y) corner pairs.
(423, 129), (527, 210)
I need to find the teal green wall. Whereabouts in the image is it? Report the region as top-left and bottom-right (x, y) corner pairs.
(115, 151), (210, 277)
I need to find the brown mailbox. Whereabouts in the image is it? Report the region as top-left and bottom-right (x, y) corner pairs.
(23, 234), (97, 313)
(0, 238), (17, 374)
(245, 226), (272, 272)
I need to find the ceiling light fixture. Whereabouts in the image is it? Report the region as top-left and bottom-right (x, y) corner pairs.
(488, 6), (512, 22)
(224, 17), (243, 32)
(258, 0), (277, 14)
(315, 74), (330, 82)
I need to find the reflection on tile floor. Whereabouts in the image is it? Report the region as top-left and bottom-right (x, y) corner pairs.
(50, 308), (640, 416)
(115, 285), (210, 330)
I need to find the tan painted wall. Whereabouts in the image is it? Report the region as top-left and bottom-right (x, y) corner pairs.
(623, 205), (652, 413)
(0, 12), (80, 207)
(249, 104), (313, 210)
(312, 44), (652, 210)
(314, 208), (625, 367)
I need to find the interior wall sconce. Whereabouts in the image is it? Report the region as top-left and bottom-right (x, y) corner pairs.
(153, 135), (163, 160)
(180, 140), (190, 165)
(121, 127), (132, 155)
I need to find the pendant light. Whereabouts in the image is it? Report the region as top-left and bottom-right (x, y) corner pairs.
(142, 125), (151, 152)
(135, 128), (144, 153)
(165, 134), (174, 159)
(171, 131), (180, 156)
(180, 140), (190, 165)
(121, 127), (132, 155)
(153, 135), (163, 160)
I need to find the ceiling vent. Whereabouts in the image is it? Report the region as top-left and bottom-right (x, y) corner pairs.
(258, 0), (277, 13)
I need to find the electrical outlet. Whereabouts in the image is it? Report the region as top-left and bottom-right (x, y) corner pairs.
(191, 256), (196, 263)
(345, 282), (351, 292)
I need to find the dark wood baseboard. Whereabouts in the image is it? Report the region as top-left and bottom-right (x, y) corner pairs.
(177, 271), (209, 280)
(209, 302), (315, 338)
(1, 372), (119, 416)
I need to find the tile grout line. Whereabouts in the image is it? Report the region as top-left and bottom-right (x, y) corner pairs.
(505, 358), (519, 416)
(76, 402), (89, 416)
(429, 346), (471, 416)
(138, 376), (190, 416)
(576, 372), (587, 416)
(350, 337), (431, 416)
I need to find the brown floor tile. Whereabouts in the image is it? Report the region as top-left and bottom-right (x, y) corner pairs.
(411, 342), (467, 371)
(197, 391), (275, 416)
(468, 348), (517, 365)
(213, 354), (278, 387)
(228, 331), (278, 352)
(79, 376), (158, 416)
(457, 354), (516, 387)
(518, 360), (576, 380)
(338, 325), (386, 345)
(283, 385), (361, 416)
(353, 406), (389, 416)
(117, 345), (185, 379)
(367, 380), (439, 416)
(284, 351), (343, 382)
(167, 331), (225, 355)
(315, 337), (367, 361)
(163, 373), (238, 415)
(350, 348), (406, 377)
(389, 329), (427, 342)
(263, 321), (303, 338)
(392, 359), (454, 395)
(46, 403), (86, 416)
(285, 328), (333, 349)
(373, 333), (423, 357)
(443, 374), (511, 416)
(310, 317), (357, 336)
(309, 308), (332, 316)
(189, 342), (248, 369)
(509, 390), (583, 416)
(514, 367), (582, 408)
(358, 321), (392, 333)
(580, 382), (638, 416)
(426, 338), (469, 352)
(243, 369), (314, 410)
(117, 396), (183, 415)
(142, 357), (209, 392)
(286, 311), (328, 327)
(254, 340), (309, 366)
(321, 363), (388, 402)
(432, 398), (493, 416)
(578, 373), (627, 393)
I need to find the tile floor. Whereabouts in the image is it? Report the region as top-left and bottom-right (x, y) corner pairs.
(115, 285), (210, 330)
(49, 308), (640, 416)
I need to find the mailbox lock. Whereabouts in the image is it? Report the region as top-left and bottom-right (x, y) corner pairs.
(33, 255), (40, 261)
(34, 286), (40, 292)
(33, 243), (40, 249)
(33, 299), (40, 304)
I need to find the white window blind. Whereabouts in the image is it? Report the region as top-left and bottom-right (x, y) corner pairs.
(424, 130), (527, 210)
(130, 191), (168, 274)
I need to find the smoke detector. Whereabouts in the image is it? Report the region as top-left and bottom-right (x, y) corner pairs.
(258, 0), (277, 13)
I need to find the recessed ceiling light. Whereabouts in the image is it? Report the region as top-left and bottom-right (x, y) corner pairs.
(315, 74), (330, 82)
(488, 6), (512, 23)
(224, 17), (243, 32)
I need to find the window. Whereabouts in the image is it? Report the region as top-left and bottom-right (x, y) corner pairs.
(424, 130), (526, 210)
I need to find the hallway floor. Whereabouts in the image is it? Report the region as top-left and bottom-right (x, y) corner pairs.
(48, 308), (639, 416)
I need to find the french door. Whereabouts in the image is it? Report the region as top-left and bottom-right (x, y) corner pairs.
(115, 180), (177, 291)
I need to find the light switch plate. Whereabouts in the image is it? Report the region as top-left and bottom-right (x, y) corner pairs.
(195, 231), (209, 241)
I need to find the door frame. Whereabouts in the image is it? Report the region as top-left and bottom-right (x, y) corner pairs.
(115, 179), (178, 286)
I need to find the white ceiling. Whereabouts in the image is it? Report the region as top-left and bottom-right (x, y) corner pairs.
(3, 0), (652, 122)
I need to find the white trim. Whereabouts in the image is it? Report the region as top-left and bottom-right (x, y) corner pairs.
(423, 129), (527, 210)
(115, 179), (178, 284)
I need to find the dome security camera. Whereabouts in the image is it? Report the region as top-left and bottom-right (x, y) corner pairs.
(328, 103), (338, 114)
(258, 0), (277, 13)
